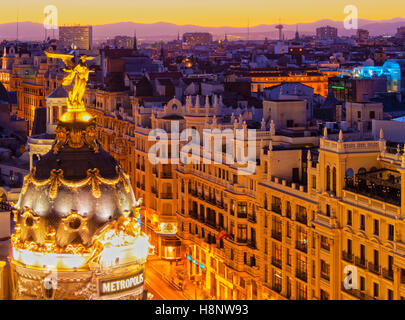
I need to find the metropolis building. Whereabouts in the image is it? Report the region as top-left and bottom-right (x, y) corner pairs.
(7, 52), (151, 300)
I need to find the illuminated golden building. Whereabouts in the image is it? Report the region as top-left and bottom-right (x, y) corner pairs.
(3, 52), (151, 300)
(84, 89), (181, 260)
(248, 69), (334, 97)
(7, 48), (405, 300)
(1, 47), (64, 133)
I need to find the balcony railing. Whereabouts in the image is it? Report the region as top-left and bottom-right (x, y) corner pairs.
(272, 283), (282, 293)
(368, 262), (381, 275)
(205, 220), (218, 230)
(320, 242), (330, 252)
(248, 214), (257, 223)
(296, 241), (308, 253)
(216, 201), (225, 209)
(271, 204), (282, 215)
(247, 240), (257, 250)
(160, 193), (174, 199)
(320, 273), (330, 281)
(296, 269), (307, 282)
(189, 211), (198, 219)
(342, 251), (354, 263)
(271, 230), (282, 241)
(354, 257), (367, 269)
(237, 238), (248, 244)
(237, 211), (248, 219)
(271, 257), (282, 269)
(341, 284), (376, 300)
(296, 215), (307, 225)
(382, 268), (393, 281)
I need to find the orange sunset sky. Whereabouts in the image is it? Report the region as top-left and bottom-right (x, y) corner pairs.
(0, 0), (403, 27)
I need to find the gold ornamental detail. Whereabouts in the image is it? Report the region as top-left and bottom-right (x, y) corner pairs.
(21, 167), (130, 201)
(53, 124), (99, 154)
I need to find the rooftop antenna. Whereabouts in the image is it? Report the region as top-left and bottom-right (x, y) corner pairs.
(275, 20), (283, 41)
(16, 1), (19, 42)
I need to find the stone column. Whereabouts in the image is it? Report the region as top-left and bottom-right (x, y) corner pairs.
(0, 261), (6, 300)
(394, 265), (401, 300)
(49, 105), (53, 124)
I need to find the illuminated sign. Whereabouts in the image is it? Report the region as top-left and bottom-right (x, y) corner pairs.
(99, 271), (144, 297)
(159, 222), (177, 235)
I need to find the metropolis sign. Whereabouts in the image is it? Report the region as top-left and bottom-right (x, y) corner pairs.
(99, 271), (144, 297)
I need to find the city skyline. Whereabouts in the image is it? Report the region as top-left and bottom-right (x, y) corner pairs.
(1, 0), (404, 27)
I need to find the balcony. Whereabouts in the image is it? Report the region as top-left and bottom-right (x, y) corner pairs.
(354, 257), (367, 269)
(271, 204), (282, 215)
(382, 268), (393, 281)
(237, 238), (248, 244)
(342, 251), (354, 263)
(161, 172), (173, 179)
(296, 214), (307, 225)
(368, 262), (381, 275)
(160, 193), (174, 199)
(296, 269), (307, 282)
(341, 285), (376, 300)
(344, 169), (401, 206)
(248, 213), (257, 223)
(271, 230), (282, 241)
(296, 240), (308, 253)
(272, 283), (282, 293)
(247, 240), (257, 250)
(206, 197), (218, 206)
(320, 241), (330, 252)
(237, 211), (248, 219)
(205, 220), (218, 230)
(320, 273), (330, 281)
(271, 257), (282, 269)
(189, 211), (198, 219)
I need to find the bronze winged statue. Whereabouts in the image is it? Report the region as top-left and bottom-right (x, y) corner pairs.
(45, 51), (95, 113)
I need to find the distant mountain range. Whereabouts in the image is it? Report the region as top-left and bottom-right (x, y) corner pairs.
(1, 18), (405, 42)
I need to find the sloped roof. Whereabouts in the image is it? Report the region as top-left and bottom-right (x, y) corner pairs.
(31, 107), (47, 136)
(0, 82), (10, 103)
(46, 86), (69, 99)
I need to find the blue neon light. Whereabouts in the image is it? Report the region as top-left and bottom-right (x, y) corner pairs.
(338, 59), (402, 93)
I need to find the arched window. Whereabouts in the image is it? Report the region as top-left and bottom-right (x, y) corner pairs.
(332, 167), (337, 194)
(358, 168), (366, 175)
(345, 168), (354, 187)
(326, 166), (331, 191)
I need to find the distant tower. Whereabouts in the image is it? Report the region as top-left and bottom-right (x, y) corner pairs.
(133, 30), (138, 51)
(177, 32), (180, 41)
(295, 24), (300, 41)
(16, 5), (19, 42)
(224, 33), (228, 42)
(275, 24), (283, 41)
(247, 19), (250, 42)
